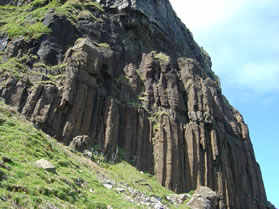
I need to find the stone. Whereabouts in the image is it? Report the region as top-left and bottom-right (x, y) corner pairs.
(188, 111), (198, 122)
(4, 37), (27, 58)
(116, 187), (125, 193)
(187, 186), (219, 209)
(104, 183), (113, 189)
(0, 35), (8, 52)
(83, 150), (93, 159)
(0, 0), (270, 208)
(0, 196), (7, 201)
(166, 193), (190, 205)
(75, 177), (84, 187)
(34, 159), (56, 173)
(204, 111), (212, 124)
(38, 13), (77, 65)
(69, 135), (93, 152)
(2, 157), (13, 164)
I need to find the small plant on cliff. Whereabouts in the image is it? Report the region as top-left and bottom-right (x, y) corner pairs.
(154, 52), (170, 63)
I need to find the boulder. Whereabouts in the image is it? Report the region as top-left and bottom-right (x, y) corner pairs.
(166, 193), (190, 205)
(187, 186), (219, 209)
(34, 159), (56, 173)
(69, 135), (93, 152)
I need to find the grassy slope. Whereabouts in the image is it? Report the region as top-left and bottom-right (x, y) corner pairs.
(0, 101), (190, 208)
(0, 0), (102, 39)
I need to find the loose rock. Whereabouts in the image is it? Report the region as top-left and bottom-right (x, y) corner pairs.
(34, 159), (56, 173)
(187, 186), (219, 209)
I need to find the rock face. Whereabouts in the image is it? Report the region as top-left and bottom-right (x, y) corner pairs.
(0, 0), (272, 208)
(187, 186), (219, 209)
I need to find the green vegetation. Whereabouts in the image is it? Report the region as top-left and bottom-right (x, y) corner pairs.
(0, 55), (65, 85)
(114, 75), (128, 84)
(54, 0), (103, 23)
(0, 56), (28, 78)
(154, 110), (170, 117)
(0, 101), (192, 208)
(106, 162), (172, 197)
(154, 52), (170, 63)
(152, 122), (159, 134)
(0, 102), (139, 208)
(94, 42), (110, 49)
(0, 0), (103, 39)
(0, 4), (51, 39)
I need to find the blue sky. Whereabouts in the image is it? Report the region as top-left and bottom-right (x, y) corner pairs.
(170, 0), (279, 207)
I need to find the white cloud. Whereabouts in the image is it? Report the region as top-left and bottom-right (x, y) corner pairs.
(170, 0), (278, 32)
(221, 62), (279, 92)
(170, 0), (248, 32)
(169, 0), (279, 103)
(241, 63), (279, 90)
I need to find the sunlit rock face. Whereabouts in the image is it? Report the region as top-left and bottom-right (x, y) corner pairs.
(0, 0), (271, 208)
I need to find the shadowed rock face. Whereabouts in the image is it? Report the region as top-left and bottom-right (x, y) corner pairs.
(0, 0), (272, 208)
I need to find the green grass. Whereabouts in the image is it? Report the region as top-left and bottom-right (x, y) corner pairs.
(0, 102), (136, 208)
(0, 102), (191, 208)
(0, 0), (103, 39)
(0, 56), (28, 78)
(105, 161), (172, 198)
(0, 55), (65, 86)
(0, 5), (51, 39)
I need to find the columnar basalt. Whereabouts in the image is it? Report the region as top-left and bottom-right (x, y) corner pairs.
(0, 0), (272, 208)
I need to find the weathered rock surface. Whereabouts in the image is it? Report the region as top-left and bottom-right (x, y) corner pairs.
(166, 193), (190, 205)
(187, 186), (219, 209)
(69, 135), (93, 152)
(34, 159), (56, 173)
(0, 0), (273, 208)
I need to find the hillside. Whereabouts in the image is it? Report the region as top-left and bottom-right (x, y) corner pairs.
(0, 101), (197, 208)
(0, 0), (275, 208)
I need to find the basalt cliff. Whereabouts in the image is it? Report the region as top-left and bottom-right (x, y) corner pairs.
(0, 0), (274, 208)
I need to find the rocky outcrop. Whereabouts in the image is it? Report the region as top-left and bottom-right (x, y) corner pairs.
(187, 186), (219, 209)
(0, 0), (272, 208)
(34, 159), (56, 173)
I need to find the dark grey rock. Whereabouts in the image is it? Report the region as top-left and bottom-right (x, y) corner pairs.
(0, 0), (31, 6)
(38, 13), (77, 65)
(2, 156), (13, 164)
(4, 37), (26, 58)
(0, 36), (8, 52)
